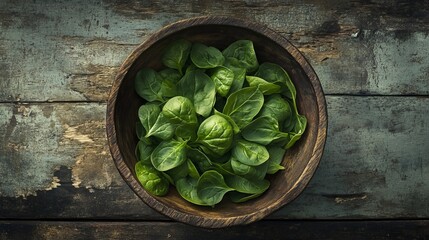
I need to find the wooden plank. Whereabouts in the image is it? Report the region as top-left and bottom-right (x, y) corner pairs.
(1, 96), (428, 219)
(0, 0), (428, 102)
(0, 220), (428, 240)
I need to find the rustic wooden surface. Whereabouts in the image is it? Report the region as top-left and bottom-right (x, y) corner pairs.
(1, 0), (428, 238)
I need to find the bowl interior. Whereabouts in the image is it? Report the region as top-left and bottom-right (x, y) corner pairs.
(112, 21), (324, 225)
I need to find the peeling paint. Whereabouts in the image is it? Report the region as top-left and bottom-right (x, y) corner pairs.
(72, 176), (82, 188)
(45, 176), (61, 191)
(0, 104), (116, 198)
(17, 105), (32, 117)
(63, 124), (94, 143)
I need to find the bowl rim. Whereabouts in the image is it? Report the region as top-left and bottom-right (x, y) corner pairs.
(106, 16), (328, 228)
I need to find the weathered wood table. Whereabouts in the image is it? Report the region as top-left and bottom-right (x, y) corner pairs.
(1, 1), (428, 239)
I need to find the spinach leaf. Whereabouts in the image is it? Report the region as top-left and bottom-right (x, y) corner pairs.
(135, 161), (169, 196)
(222, 40), (259, 73)
(210, 66), (234, 97)
(136, 140), (154, 165)
(175, 124), (197, 141)
(146, 112), (175, 140)
(196, 115), (234, 156)
(161, 172), (175, 186)
(283, 114), (307, 149)
(266, 145), (286, 174)
(165, 161), (189, 183)
(214, 109), (240, 134)
(162, 96), (198, 125)
(138, 103), (174, 140)
(255, 62), (295, 100)
(185, 62), (200, 74)
(151, 139), (187, 171)
(230, 156), (268, 180)
(177, 70), (216, 117)
(138, 103), (160, 133)
(212, 159), (235, 176)
(223, 57), (246, 95)
(253, 62), (306, 149)
(232, 140), (269, 166)
(241, 116), (289, 145)
(135, 68), (164, 102)
(259, 94), (292, 123)
(228, 191), (263, 203)
(190, 43), (225, 69)
(187, 147), (213, 173)
(224, 174), (270, 194)
(245, 76), (281, 95)
(159, 68), (181, 98)
(197, 170), (234, 206)
(162, 39), (192, 75)
(187, 159), (200, 179)
(222, 87), (264, 128)
(176, 177), (210, 206)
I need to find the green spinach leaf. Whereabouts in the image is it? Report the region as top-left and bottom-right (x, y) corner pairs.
(151, 139), (188, 171)
(146, 112), (175, 140)
(197, 115), (234, 156)
(241, 116), (289, 145)
(197, 170), (234, 206)
(177, 70), (216, 117)
(135, 161), (169, 196)
(266, 145), (286, 174)
(159, 68), (181, 97)
(224, 174), (270, 194)
(187, 159), (200, 179)
(135, 68), (164, 102)
(222, 40), (259, 73)
(176, 177), (210, 206)
(138, 103), (160, 133)
(188, 147), (213, 173)
(136, 140), (154, 165)
(162, 39), (192, 75)
(255, 62), (295, 100)
(230, 156), (268, 180)
(232, 140), (269, 166)
(245, 76), (281, 95)
(259, 94), (292, 123)
(223, 57), (246, 95)
(222, 87), (264, 128)
(162, 96), (198, 125)
(165, 160), (189, 183)
(283, 114), (307, 149)
(210, 66), (234, 97)
(190, 43), (225, 69)
(213, 109), (240, 134)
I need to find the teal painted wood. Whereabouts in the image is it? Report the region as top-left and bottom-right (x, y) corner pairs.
(1, 96), (428, 219)
(0, 0), (428, 102)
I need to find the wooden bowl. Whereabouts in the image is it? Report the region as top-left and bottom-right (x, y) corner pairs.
(106, 16), (327, 228)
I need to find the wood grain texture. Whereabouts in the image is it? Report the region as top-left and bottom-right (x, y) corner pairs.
(1, 0), (429, 235)
(1, 96), (428, 220)
(0, 0), (428, 102)
(0, 220), (428, 240)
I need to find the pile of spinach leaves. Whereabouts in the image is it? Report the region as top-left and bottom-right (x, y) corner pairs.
(134, 39), (307, 206)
